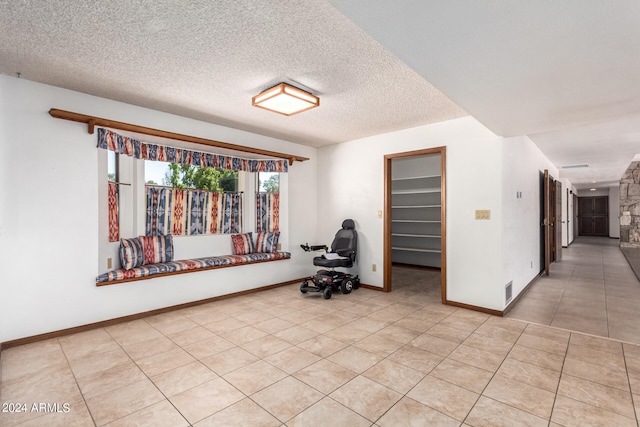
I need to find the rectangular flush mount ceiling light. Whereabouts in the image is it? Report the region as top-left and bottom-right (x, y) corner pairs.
(252, 83), (319, 116)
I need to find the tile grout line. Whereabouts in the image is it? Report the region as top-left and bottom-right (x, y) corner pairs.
(621, 345), (639, 424)
(457, 316), (522, 425)
(546, 331), (571, 426)
(103, 322), (193, 426)
(35, 339), (90, 426)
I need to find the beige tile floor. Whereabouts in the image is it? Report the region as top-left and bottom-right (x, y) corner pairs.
(2, 251), (640, 426)
(507, 236), (640, 344)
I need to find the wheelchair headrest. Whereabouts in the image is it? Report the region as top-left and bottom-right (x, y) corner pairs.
(342, 219), (355, 230)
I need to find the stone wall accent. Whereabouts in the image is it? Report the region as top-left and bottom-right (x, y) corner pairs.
(620, 161), (640, 247)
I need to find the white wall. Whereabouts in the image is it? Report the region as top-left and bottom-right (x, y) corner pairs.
(609, 185), (620, 239)
(577, 188), (609, 197)
(317, 117), (507, 311)
(0, 75), (317, 343)
(501, 136), (559, 306)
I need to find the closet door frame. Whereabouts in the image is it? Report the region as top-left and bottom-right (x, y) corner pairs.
(384, 146), (446, 303)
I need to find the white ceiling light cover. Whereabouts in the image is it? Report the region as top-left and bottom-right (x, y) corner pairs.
(252, 83), (319, 116)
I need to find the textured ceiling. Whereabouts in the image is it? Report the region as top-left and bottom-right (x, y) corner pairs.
(0, 0), (466, 147)
(3, 1), (639, 189)
(330, 0), (640, 189)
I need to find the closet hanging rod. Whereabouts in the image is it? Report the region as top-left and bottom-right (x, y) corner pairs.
(49, 108), (309, 165)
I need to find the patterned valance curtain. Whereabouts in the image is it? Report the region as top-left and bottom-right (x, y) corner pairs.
(146, 186), (242, 236)
(107, 182), (120, 241)
(98, 128), (288, 173)
(256, 193), (280, 232)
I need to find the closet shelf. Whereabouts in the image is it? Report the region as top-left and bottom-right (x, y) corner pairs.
(392, 220), (441, 223)
(392, 175), (441, 181)
(392, 247), (441, 253)
(392, 233), (440, 238)
(392, 189), (441, 195)
(392, 205), (441, 209)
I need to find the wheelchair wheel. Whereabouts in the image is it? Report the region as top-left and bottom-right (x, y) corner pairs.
(341, 279), (353, 294)
(323, 287), (332, 299)
(300, 281), (308, 293)
(353, 277), (360, 289)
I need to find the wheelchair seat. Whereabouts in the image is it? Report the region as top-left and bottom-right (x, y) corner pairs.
(313, 219), (357, 268)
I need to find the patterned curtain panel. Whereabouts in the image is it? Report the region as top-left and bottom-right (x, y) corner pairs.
(98, 128), (288, 173)
(107, 181), (120, 242)
(256, 193), (280, 232)
(146, 186), (242, 236)
(221, 192), (242, 234)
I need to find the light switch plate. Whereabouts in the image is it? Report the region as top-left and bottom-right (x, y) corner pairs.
(475, 210), (491, 220)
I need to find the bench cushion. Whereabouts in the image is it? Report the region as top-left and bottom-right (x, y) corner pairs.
(139, 235), (174, 264)
(97, 251), (291, 284)
(256, 231), (280, 253)
(119, 238), (145, 270)
(231, 232), (255, 255)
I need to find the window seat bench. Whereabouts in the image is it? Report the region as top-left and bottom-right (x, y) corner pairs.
(96, 251), (291, 286)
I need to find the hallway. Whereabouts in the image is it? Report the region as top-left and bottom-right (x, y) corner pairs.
(506, 236), (640, 344)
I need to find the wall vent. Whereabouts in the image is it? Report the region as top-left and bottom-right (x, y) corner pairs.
(505, 281), (513, 305)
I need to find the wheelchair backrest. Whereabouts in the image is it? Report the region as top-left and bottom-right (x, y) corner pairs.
(331, 219), (357, 260)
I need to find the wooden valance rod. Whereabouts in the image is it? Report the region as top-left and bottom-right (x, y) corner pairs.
(49, 108), (309, 165)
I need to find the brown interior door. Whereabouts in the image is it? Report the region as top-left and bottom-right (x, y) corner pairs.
(543, 170), (560, 275)
(549, 177), (557, 264)
(579, 196), (609, 236)
(573, 194), (579, 242)
(555, 181), (562, 261)
(544, 170), (551, 275)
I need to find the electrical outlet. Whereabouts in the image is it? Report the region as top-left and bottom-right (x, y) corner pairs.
(372, 264), (377, 272)
(107, 257), (112, 269)
(277, 243), (282, 251)
(377, 210), (382, 218)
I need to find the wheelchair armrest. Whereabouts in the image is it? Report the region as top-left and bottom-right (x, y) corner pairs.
(336, 249), (356, 260)
(300, 244), (328, 252)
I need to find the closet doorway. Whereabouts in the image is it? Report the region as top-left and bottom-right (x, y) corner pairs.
(384, 147), (446, 303)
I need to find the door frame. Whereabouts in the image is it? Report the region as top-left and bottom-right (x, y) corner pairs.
(573, 193), (579, 239)
(555, 180), (562, 261)
(544, 169), (551, 275)
(542, 169), (559, 275)
(383, 146), (447, 303)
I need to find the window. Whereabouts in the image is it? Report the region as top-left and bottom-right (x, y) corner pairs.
(258, 172), (279, 193)
(144, 161), (243, 236)
(107, 150), (117, 182)
(256, 172), (280, 232)
(106, 151), (119, 241)
(145, 160), (238, 192)
(98, 127), (288, 271)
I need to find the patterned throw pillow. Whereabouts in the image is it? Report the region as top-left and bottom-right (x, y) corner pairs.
(119, 238), (144, 270)
(231, 233), (255, 255)
(139, 235), (174, 265)
(255, 231), (280, 253)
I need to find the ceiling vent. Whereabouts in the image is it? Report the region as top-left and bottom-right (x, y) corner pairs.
(561, 163), (590, 169)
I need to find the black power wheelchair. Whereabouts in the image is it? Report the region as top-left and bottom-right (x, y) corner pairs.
(300, 219), (360, 299)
